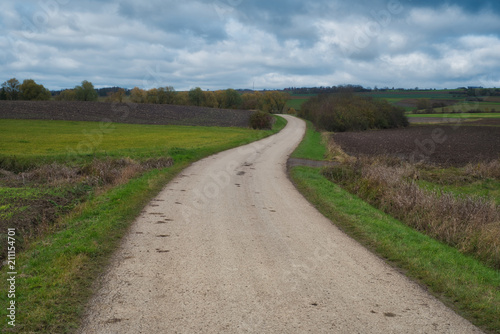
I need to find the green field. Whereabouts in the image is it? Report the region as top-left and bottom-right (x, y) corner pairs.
(286, 98), (309, 111)
(0, 117), (287, 333)
(0, 119), (273, 164)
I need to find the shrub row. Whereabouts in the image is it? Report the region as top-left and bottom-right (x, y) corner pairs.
(299, 92), (409, 132)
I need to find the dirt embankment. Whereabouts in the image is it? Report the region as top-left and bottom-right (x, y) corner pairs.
(0, 101), (253, 127)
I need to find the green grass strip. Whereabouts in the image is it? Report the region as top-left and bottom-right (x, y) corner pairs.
(290, 120), (326, 160)
(0, 116), (286, 333)
(290, 166), (500, 334)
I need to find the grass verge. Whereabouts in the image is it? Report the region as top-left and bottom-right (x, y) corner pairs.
(290, 120), (326, 160)
(0, 116), (286, 333)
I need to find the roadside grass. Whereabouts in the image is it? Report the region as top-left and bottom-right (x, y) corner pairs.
(290, 121), (326, 161)
(289, 122), (500, 333)
(0, 116), (286, 333)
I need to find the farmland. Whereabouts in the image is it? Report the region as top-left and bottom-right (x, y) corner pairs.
(0, 100), (253, 127)
(332, 123), (500, 166)
(0, 103), (288, 333)
(0, 115), (285, 259)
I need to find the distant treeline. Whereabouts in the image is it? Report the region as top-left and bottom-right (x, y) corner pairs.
(299, 91), (409, 132)
(114, 86), (290, 113)
(1, 78), (290, 113)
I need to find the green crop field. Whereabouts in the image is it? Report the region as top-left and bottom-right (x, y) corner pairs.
(286, 98), (309, 110)
(0, 119), (271, 163)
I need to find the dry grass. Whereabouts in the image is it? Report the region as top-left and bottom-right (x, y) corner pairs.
(0, 156), (174, 265)
(464, 160), (500, 179)
(323, 155), (500, 269)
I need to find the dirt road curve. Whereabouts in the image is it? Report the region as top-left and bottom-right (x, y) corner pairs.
(79, 116), (482, 333)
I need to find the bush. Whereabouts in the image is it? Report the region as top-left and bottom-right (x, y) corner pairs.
(249, 111), (273, 129)
(299, 91), (408, 132)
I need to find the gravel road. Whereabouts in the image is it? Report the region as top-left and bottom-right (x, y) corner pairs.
(79, 115), (482, 333)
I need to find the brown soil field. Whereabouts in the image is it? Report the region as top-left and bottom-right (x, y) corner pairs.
(0, 101), (253, 127)
(333, 123), (500, 166)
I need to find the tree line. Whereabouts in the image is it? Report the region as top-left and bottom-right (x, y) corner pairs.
(106, 86), (289, 113)
(1, 78), (98, 102)
(1, 78), (51, 101)
(299, 90), (409, 132)
(1, 77), (290, 113)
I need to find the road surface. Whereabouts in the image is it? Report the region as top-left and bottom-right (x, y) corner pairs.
(79, 115), (481, 333)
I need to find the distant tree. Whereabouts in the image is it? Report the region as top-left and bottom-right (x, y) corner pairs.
(261, 91), (289, 113)
(19, 79), (51, 101)
(203, 91), (218, 108)
(157, 86), (176, 104)
(74, 80), (98, 101)
(130, 87), (146, 103)
(241, 92), (262, 110)
(224, 89), (243, 109)
(174, 91), (189, 105)
(214, 90), (226, 108)
(1, 78), (20, 100)
(0, 87), (6, 100)
(188, 87), (204, 106)
(55, 89), (77, 101)
(106, 88), (126, 103)
(146, 88), (159, 104)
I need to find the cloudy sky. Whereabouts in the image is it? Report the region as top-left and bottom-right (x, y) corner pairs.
(1, 0), (499, 91)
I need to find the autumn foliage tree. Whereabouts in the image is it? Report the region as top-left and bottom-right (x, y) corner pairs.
(19, 79), (51, 100)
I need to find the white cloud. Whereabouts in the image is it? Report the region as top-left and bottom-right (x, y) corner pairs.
(1, 0), (500, 90)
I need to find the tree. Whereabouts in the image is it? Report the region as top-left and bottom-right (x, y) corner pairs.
(75, 80), (98, 101)
(0, 88), (6, 100)
(203, 91), (218, 108)
(188, 87), (204, 106)
(241, 92), (262, 110)
(224, 89), (243, 109)
(146, 88), (159, 104)
(130, 87), (146, 103)
(261, 91), (289, 113)
(175, 91), (189, 105)
(106, 88), (126, 103)
(19, 79), (51, 101)
(55, 89), (77, 101)
(1, 78), (20, 100)
(157, 86), (176, 104)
